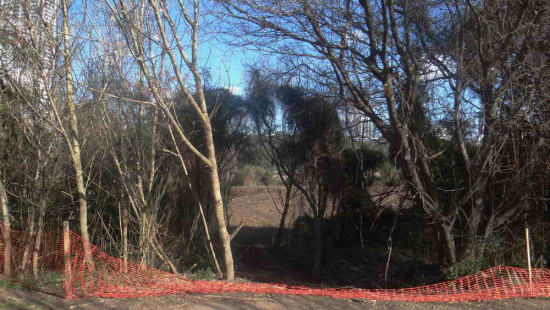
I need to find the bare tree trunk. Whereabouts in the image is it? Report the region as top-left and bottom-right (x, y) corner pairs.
(274, 185), (293, 247)
(0, 177), (11, 276)
(359, 214), (365, 249)
(440, 223), (457, 266)
(206, 156), (234, 280)
(120, 206), (128, 272)
(110, 0), (235, 279)
(20, 207), (35, 272)
(193, 32), (234, 282)
(167, 126), (223, 277)
(197, 202), (223, 278)
(61, 0), (92, 264)
(312, 215), (323, 277)
(32, 197), (46, 277)
(199, 112), (234, 278)
(139, 213), (152, 265)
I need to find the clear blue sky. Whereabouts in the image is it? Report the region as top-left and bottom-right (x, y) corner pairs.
(200, 41), (251, 95)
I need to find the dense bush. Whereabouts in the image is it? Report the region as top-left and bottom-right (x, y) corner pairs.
(232, 165), (278, 186)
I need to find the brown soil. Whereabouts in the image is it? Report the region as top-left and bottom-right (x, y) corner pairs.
(230, 186), (285, 229)
(234, 244), (320, 286)
(230, 186), (318, 285)
(229, 186), (293, 245)
(1, 287), (550, 309)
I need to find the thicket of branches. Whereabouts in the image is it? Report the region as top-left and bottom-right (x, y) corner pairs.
(0, 0), (548, 285)
(223, 0), (550, 276)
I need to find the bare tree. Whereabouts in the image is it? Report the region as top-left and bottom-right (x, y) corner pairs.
(107, 0), (234, 279)
(221, 0), (550, 268)
(1, 0), (95, 273)
(246, 70), (298, 247)
(58, 0), (93, 263)
(247, 74), (344, 275)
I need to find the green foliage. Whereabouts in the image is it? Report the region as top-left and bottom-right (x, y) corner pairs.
(444, 254), (484, 280)
(289, 215), (316, 245)
(0, 277), (16, 289)
(176, 87), (248, 152)
(339, 191), (375, 215)
(232, 165), (277, 186)
(38, 272), (65, 286)
(189, 268), (217, 281)
(342, 146), (387, 187)
(378, 162), (398, 185)
(276, 86), (343, 147)
(0, 273), (61, 291)
(281, 208), (444, 287)
(445, 233), (528, 280)
(237, 135), (273, 168)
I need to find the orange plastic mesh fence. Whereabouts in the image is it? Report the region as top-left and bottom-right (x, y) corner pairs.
(1, 228), (549, 301)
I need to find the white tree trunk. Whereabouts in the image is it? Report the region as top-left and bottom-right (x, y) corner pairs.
(0, 178), (11, 276)
(205, 125), (234, 280)
(61, 0), (92, 264)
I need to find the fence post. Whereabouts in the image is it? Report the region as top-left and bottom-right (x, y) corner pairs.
(525, 227), (532, 292)
(63, 221), (72, 299)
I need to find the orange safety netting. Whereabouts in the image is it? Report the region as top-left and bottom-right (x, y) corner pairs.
(1, 228), (549, 302)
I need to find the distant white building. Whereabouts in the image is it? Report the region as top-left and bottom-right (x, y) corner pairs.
(341, 107), (383, 142)
(0, 0), (58, 88)
(434, 123), (452, 141)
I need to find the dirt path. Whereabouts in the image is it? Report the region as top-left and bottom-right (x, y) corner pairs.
(234, 243), (319, 286)
(2, 287), (550, 310)
(231, 186), (319, 286)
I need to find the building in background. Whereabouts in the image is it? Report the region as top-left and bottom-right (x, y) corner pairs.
(0, 0), (58, 87)
(342, 106), (383, 143)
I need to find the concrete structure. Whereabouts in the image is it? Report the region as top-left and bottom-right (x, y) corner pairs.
(0, 0), (58, 86)
(343, 108), (383, 142)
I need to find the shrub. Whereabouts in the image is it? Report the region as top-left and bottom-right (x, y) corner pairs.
(378, 162), (398, 185)
(189, 268), (217, 281)
(233, 165), (277, 186)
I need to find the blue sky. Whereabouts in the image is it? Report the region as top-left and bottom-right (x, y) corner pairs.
(200, 42), (250, 95)
(64, 0), (252, 95)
